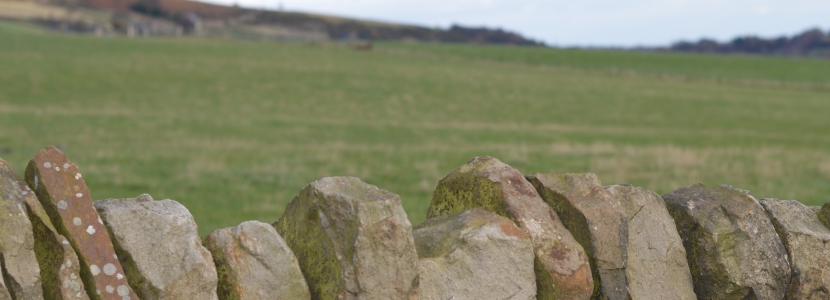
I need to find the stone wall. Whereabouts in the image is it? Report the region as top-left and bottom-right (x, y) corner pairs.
(0, 146), (828, 300)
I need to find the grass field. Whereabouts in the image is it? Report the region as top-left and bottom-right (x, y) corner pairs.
(2, 21), (829, 235)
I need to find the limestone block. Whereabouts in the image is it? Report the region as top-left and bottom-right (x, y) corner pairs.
(274, 177), (418, 300)
(762, 199), (830, 299)
(94, 194), (218, 300)
(18, 180), (88, 300)
(427, 157), (592, 300)
(605, 184), (696, 300)
(527, 173), (628, 299)
(663, 184), (790, 299)
(413, 208), (536, 300)
(25, 146), (137, 300)
(204, 221), (310, 300)
(0, 159), (44, 299)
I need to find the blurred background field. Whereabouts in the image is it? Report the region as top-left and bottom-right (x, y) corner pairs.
(2, 21), (829, 235)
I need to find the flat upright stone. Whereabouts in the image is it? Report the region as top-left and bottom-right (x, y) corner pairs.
(94, 194), (218, 300)
(24, 146), (138, 300)
(605, 184), (696, 300)
(18, 180), (89, 300)
(761, 199), (830, 299)
(663, 184), (791, 300)
(204, 221), (310, 300)
(0, 159), (44, 299)
(527, 173), (628, 299)
(413, 208), (536, 300)
(274, 177), (418, 300)
(427, 157), (592, 300)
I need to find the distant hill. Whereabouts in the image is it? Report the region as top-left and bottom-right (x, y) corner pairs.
(669, 28), (830, 57)
(1, 0), (543, 45)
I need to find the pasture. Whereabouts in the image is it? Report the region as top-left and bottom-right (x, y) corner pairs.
(2, 21), (829, 235)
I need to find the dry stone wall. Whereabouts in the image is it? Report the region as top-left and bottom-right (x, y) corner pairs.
(0, 147), (829, 299)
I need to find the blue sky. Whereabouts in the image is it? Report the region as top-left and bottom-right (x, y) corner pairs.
(201, 0), (830, 47)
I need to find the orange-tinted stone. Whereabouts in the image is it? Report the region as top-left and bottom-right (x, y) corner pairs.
(25, 146), (137, 300)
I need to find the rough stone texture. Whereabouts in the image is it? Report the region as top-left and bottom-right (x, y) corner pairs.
(761, 198), (830, 299)
(203, 221), (310, 300)
(94, 194), (218, 300)
(663, 184), (791, 300)
(0, 158), (44, 299)
(24, 146), (138, 300)
(0, 259), (13, 300)
(413, 208), (536, 300)
(427, 157), (592, 300)
(605, 184), (696, 300)
(17, 180), (89, 300)
(274, 177), (418, 300)
(527, 173), (629, 300)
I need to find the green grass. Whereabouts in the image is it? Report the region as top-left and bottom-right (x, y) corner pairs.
(2, 23), (829, 235)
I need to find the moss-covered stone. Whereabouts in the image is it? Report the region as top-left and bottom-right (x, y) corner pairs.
(527, 173), (628, 300)
(203, 221), (310, 300)
(762, 199), (830, 299)
(18, 180), (88, 300)
(0, 159), (44, 299)
(414, 208), (536, 300)
(24, 146), (137, 300)
(663, 184), (791, 299)
(274, 177), (418, 300)
(426, 157), (592, 300)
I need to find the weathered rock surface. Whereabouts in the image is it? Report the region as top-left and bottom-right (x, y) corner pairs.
(527, 173), (628, 299)
(663, 184), (791, 300)
(427, 157), (592, 300)
(203, 221), (310, 300)
(94, 194), (218, 300)
(18, 180), (89, 300)
(605, 184), (696, 300)
(0, 260), (13, 300)
(274, 177), (418, 300)
(25, 146), (138, 300)
(761, 198), (830, 299)
(413, 208), (536, 300)
(0, 159), (44, 299)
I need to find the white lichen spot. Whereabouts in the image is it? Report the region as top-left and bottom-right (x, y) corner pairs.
(63, 163), (70, 169)
(62, 239), (70, 245)
(106, 285), (114, 293)
(103, 263), (116, 275)
(57, 200), (68, 210)
(34, 175), (38, 190)
(76, 292), (82, 298)
(55, 167), (60, 172)
(90, 264), (100, 276)
(44, 162), (52, 169)
(70, 273), (76, 280)
(98, 216), (103, 225)
(65, 259), (72, 268)
(74, 173), (82, 180)
(123, 296), (131, 300)
(86, 225), (96, 235)
(593, 226), (598, 231)
(75, 193), (82, 198)
(69, 280), (81, 291)
(73, 217), (82, 226)
(117, 285), (129, 296)
(96, 290), (101, 295)
(113, 254), (118, 259)
(116, 273), (124, 280)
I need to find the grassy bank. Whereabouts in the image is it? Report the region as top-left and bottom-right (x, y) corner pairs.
(2, 23), (829, 235)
